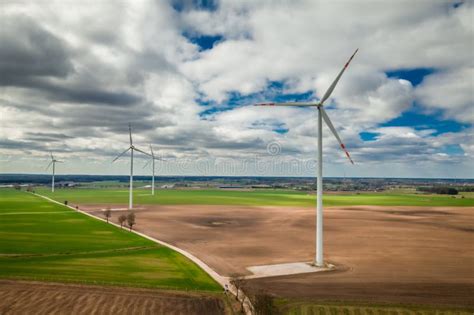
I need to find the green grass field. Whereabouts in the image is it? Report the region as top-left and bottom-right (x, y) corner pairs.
(36, 187), (474, 207)
(0, 188), (220, 291)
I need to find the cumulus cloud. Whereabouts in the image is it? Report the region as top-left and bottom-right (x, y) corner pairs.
(0, 0), (472, 178)
(415, 68), (473, 123)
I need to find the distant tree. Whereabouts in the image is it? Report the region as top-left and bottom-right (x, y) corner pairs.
(127, 212), (136, 231)
(104, 208), (112, 223)
(13, 184), (21, 190)
(118, 214), (127, 228)
(26, 185), (35, 193)
(229, 273), (247, 308)
(446, 188), (459, 195)
(417, 186), (459, 195)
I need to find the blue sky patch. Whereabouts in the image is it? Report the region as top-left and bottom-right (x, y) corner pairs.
(382, 105), (468, 136)
(199, 107), (220, 118)
(198, 80), (314, 118)
(441, 144), (464, 155)
(386, 68), (434, 86)
(272, 123), (289, 134)
(232, 80), (314, 106)
(172, 0), (217, 12)
(187, 34), (223, 51)
(360, 132), (379, 141)
(250, 121), (289, 134)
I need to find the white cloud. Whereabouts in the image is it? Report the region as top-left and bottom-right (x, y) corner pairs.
(415, 68), (474, 123)
(0, 0), (472, 177)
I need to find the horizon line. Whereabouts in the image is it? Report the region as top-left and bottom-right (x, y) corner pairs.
(0, 173), (473, 181)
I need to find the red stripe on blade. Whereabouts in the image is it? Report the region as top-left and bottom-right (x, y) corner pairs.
(345, 151), (354, 164)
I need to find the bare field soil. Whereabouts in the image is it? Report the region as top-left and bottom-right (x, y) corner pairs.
(83, 204), (474, 307)
(0, 280), (226, 315)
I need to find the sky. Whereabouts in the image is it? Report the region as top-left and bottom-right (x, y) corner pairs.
(0, 0), (472, 178)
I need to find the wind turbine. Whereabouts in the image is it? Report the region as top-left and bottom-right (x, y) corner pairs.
(46, 152), (63, 193)
(255, 49), (358, 267)
(143, 144), (164, 196)
(112, 124), (151, 209)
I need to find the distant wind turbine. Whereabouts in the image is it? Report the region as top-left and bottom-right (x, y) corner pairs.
(143, 144), (164, 196)
(254, 49), (358, 267)
(46, 152), (63, 193)
(112, 124), (151, 209)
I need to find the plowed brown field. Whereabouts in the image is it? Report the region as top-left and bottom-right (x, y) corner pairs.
(80, 204), (474, 307)
(0, 280), (226, 315)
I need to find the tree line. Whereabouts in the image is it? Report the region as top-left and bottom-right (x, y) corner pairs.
(416, 186), (459, 195)
(103, 209), (136, 231)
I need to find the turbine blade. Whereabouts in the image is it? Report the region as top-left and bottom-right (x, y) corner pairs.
(150, 144), (154, 157)
(133, 147), (152, 157)
(319, 49), (358, 105)
(255, 102), (317, 107)
(129, 123), (133, 146)
(50, 151), (54, 161)
(46, 161), (53, 170)
(112, 148), (131, 162)
(321, 108), (354, 164)
(143, 160), (151, 169)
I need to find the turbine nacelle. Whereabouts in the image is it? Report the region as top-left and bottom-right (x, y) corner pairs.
(254, 49), (358, 165)
(143, 145), (165, 169)
(46, 152), (64, 170)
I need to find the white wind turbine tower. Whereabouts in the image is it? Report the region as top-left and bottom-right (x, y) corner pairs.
(143, 144), (164, 196)
(255, 49), (358, 267)
(112, 124), (151, 209)
(46, 152), (63, 193)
